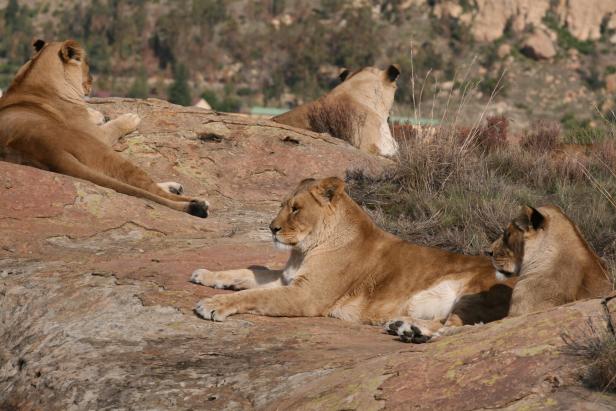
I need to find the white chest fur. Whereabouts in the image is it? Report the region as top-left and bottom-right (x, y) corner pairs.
(377, 121), (398, 156)
(406, 279), (465, 320)
(282, 249), (304, 285)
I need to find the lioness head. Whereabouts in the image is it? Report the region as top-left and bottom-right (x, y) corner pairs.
(269, 177), (346, 251)
(490, 205), (546, 279)
(335, 65), (400, 115)
(8, 39), (92, 96)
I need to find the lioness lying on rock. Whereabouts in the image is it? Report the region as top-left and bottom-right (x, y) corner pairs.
(273, 66), (400, 157)
(0, 39), (209, 218)
(490, 205), (612, 317)
(191, 177), (516, 343)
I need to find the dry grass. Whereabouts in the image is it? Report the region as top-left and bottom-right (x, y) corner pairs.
(346, 118), (616, 283)
(307, 102), (366, 146)
(520, 120), (561, 152)
(562, 308), (616, 393)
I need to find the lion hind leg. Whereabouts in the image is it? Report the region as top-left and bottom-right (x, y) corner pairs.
(93, 150), (208, 206)
(384, 316), (444, 344)
(53, 151), (208, 217)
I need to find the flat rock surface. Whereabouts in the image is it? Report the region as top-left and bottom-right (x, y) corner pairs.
(1, 99), (615, 410)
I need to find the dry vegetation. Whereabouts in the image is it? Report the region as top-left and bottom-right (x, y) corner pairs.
(562, 306), (616, 393)
(346, 116), (616, 284)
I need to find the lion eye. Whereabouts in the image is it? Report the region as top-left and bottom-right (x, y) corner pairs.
(291, 206), (300, 214)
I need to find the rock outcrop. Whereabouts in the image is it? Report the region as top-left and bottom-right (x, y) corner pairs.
(521, 29), (557, 60)
(1, 99), (615, 410)
(605, 73), (616, 93)
(436, 0), (616, 43)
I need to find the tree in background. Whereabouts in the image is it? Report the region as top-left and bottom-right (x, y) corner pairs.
(128, 67), (149, 99)
(0, 0), (35, 88)
(167, 64), (191, 106)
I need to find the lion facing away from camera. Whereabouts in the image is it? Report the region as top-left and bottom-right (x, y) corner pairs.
(0, 39), (208, 217)
(490, 205), (612, 317)
(190, 177), (517, 343)
(272, 65), (400, 157)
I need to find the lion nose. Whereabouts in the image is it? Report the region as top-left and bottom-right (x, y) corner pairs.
(270, 224), (281, 235)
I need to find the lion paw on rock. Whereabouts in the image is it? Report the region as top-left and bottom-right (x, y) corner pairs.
(114, 113), (141, 133)
(385, 320), (432, 344)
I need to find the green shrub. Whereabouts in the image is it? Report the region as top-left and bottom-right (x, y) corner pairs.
(544, 13), (596, 55)
(167, 64), (191, 106)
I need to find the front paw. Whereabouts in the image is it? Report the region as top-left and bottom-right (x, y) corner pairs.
(194, 296), (236, 322)
(385, 320), (432, 344)
(88, 108), (106, 125)
(191, 268), (229, 289)
(115, 113), (141, 133)
(191, 268), (211, 286)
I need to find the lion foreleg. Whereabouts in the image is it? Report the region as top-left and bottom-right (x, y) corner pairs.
(194, 285), (322, 321)
(99, 113), (141, 146)
(190, 268), (284, 290)
(87, 107), (106, 125)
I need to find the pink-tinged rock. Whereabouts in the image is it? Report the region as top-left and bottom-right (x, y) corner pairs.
(522, 30), (557, 60)
(1, 99), (614, 410)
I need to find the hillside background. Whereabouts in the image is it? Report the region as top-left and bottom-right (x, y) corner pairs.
(1, 0), (615, 131)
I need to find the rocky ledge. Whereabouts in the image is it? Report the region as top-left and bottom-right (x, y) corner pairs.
(1, 99), (614, 410)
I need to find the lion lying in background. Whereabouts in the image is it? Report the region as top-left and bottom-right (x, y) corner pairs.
(490, 205), (612, 316)
(273, 65), (400, 157)
(191, 177), (516, 343)
(0, 39), (208, 218)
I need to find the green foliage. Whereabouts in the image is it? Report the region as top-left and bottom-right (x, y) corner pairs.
(167, 64), (191, 106)
(4, 0), (19, 23)
(191, 0), (226, 27)
(330, 7), (380, 68)
(478, 74), (507, 97)
(201, 86), (241, 112)
(561, 113), (607, 144)
(127, 67), (149, 99)
(320, 0), (345, 14)
(561, 112), (590, 131)
(394, 42), (446, 104)
(480, 41), (504, 70)
(277, 14), (329, 98)
(447, 18), (474, 55)
(271, 0), (285, 16)
(579, 67), (604, 91)
(1, 0), (35, 64)
(544, 13), (596, 55)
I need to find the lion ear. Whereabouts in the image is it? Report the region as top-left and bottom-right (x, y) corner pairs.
(338, 68), (351, 82)
(295, 178), (316, 193)
(59, 40), (85, 63)
(515, 205), (545, 231)
(309, 177), (345, 205)
(386, 64), (400, 82)
(32, 39), (46, 52)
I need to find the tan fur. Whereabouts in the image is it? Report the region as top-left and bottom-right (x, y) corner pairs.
(490, 205), (612, 317)
(0, 40), (208, 218)
(272, 66), (400, 157)
(192, 177), (516, 342)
